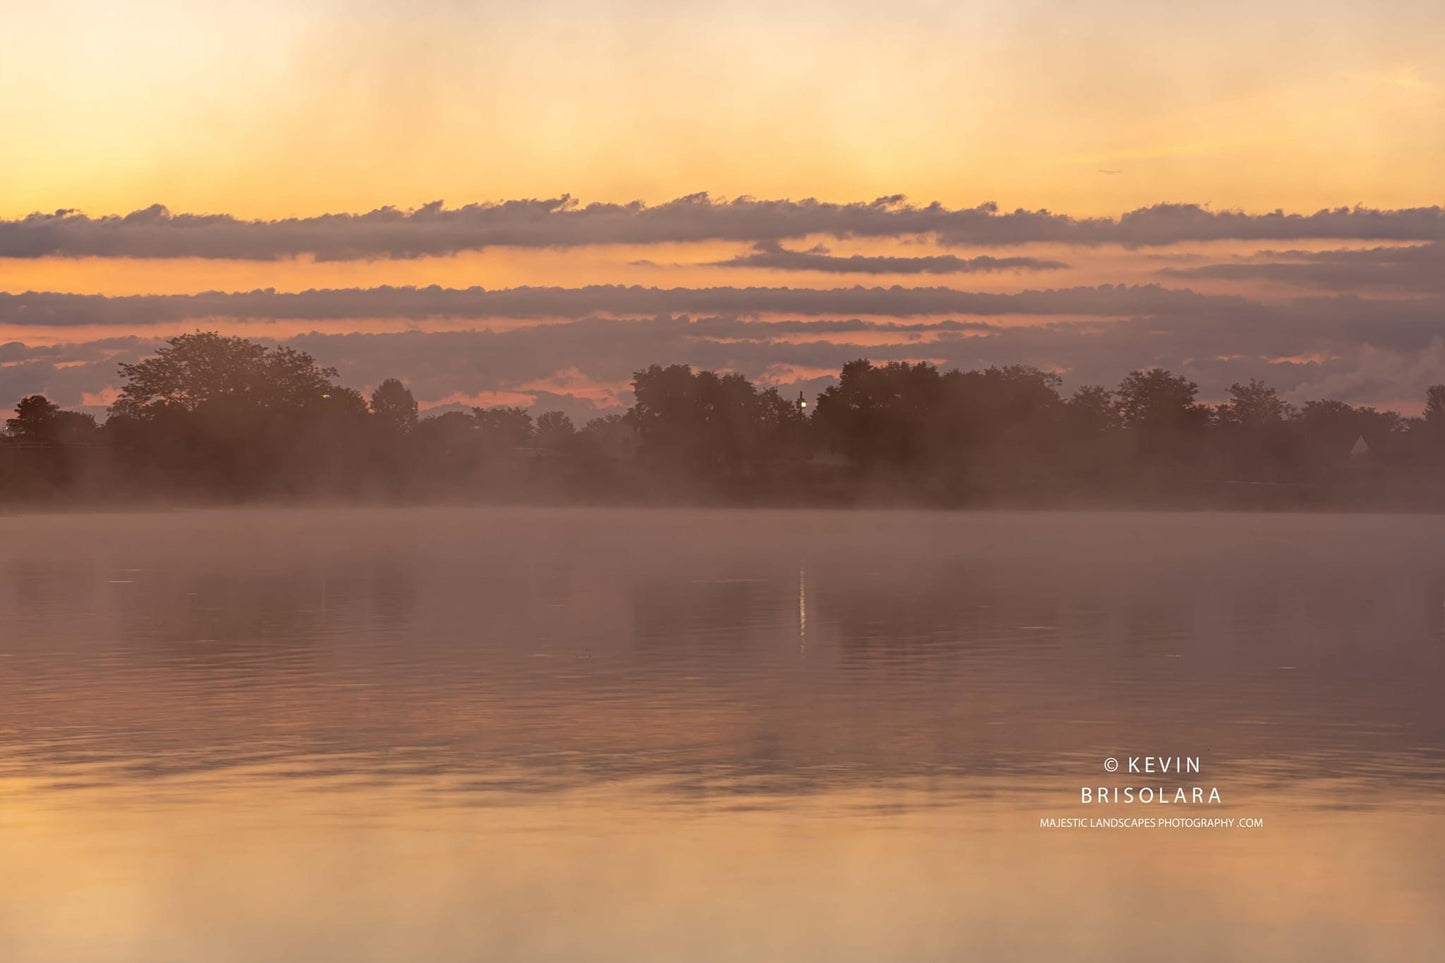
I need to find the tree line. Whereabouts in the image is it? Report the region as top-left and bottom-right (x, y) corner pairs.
(4, 331), (1445, 508)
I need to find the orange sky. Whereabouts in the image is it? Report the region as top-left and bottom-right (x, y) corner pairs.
(3, 1), (1442, 220)
(1, 1), (1442, 415)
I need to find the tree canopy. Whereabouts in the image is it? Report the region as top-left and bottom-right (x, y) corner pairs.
(112, 331), (347, 419)
(6, 332), (1445, 507)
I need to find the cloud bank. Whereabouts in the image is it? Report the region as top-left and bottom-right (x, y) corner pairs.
(711, 241), (1068, 274)
(4, 197), (1444, 260)
(4, 195), (1444, 419)
(0, 283), (1242, 325)
(1161, 243), (1445, 294)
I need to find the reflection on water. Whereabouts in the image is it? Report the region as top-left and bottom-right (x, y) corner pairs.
(1, 508), (1443, 961)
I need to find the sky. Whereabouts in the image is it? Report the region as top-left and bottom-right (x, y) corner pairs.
(2, 0), (1443, 419)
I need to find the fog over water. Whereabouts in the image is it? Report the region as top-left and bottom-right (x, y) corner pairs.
(1, 508), (1443, 961)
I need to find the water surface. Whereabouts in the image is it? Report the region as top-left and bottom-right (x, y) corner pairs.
(1, 508), (1443, 961)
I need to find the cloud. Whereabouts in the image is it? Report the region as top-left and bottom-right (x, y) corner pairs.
(274, 315), (1445, 413)
(1160, 242), (1445, 293)
(0, 337), (152, 416)
(3, 197), (1443, 260)
(0, 282), (1260, 325)
(4, 284), (1443, 363)
(711, 241), (1067, 274)
(1284, 339), (1445, 406)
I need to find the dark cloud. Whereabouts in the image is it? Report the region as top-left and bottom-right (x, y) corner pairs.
(1161, 243), (1445, 294)
(711, 241), (1067, 274)
(3, 197), (1443, 260)
(4, 284), (1443, 362)
(0, 282), (1250, 325)
(0, 336), (151, 416)
(275, 314), (1445, 411)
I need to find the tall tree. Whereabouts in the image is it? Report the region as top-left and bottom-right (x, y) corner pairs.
(1066, 385), (1120, 435)
(812, 360), (945, 468)
(111, 331), (343, 419)
(1115, 368), (1208, 432)
(627, 364), (794, 474)
(535, 410), (576, 450)
(473, 406), (534, 446)
(1425, 385), (1445, 430)
(5, 395), (60, 441)
(1216, 379), (1294, 429)
(370, 378), (419, 434)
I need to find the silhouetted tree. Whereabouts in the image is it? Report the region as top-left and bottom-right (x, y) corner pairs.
(628, 364), (798, 479)
(580, 413), (639, 461)
(812, 360), (1068, 495)
(1293, 399), (1406, 467)
(535, 411), (576, 450)
(10, 337), (1445, 508)
(5, 395), (96, 443)
(1426, 386), (1445, 424)
(1423, 385), (1445, 454)
(1054, 385), (1127, 486)
(370, 378), (419, 434)
(813, 360), (944, 470)
(944, 365), (1064, 443)
(104, 331), (363, 495)
(5, 395), (60, 441)
(1115, 368), (1210, 470)
(1066, 386), (1120, 435)
(2, 395), (99, 495)
(1116, 368), (1208, 432)
(413, 411), (482, 484)
(473, 406), (534, 447)
(112, 331), (343, 418)
(1216, 379), (1294, 429)
(1214, 380), (1296, 479)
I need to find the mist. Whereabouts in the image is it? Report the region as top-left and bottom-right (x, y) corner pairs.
(5, 330), (1445, 510)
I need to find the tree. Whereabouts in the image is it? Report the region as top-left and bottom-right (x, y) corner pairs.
(1426, 385), (1445, 430)
(370, 378), (419, 434)
(755, 386), (809, 461)
(535, 410), (576, 450)
(941, 365), (1064, 441)
(5, 395), (96, 443)
(6, 395), (60, 441)
(111, 331), (343, 419)
(104, 332), (363, 495)
(17, 347), (1445, 507)
(1216, 379), (1294, 429)
(1212, 379), (1296, 479)
(580, 413), (639, 460)
(472, 406), (534, 447)
(1112, 368), (1211, 472)
(627, 364), (801, 475)
(812, 360), (945, 468)
(1115, 368), (1208, 431)
(1066, 385), (1120, 434)
(1294, 400), (1406, 464)
(412, 411), (483, 483)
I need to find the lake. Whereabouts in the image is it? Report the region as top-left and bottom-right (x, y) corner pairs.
(1, 507), (1443, 961)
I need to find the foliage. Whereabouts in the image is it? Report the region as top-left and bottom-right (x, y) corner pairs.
(5, 331), (1445, 507)
(370, 378), (419, 434)
(5, 395), (98, 443)
(112, 331), (344, 419)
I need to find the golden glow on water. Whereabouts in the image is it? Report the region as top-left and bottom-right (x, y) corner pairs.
(2, 777), (1442, 963)
(1, 507), (1443, 961)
